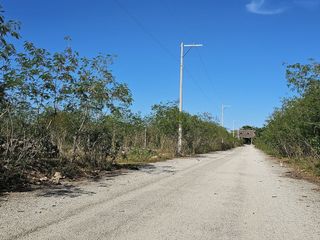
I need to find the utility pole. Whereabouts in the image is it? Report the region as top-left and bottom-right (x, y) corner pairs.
(233, 120), (235, 138)
(178, 42), (203, 155)
(221, 104), (230, 128)
(221, 104), (230, 145)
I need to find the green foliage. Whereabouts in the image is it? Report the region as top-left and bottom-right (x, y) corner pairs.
(0, 6), (20, 107)
(256, 60), (320, 175)
(126, 148), (155, 163)
(148, 102), (239, 155)
(241, 125), (255, 130)
(0, 7), (238, 191)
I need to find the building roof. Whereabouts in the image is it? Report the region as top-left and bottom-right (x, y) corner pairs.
(239, 129), (256, 138)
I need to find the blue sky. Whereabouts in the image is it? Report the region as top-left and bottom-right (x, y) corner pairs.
(2, 0), (320, 129)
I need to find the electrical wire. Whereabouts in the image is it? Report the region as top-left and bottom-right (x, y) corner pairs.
(113, 0), (213, 104)
(184, 67), (212, 102)
(195, 48), (216, 94)
(113, 0), (178, 63)
(159, 0), (215, 103)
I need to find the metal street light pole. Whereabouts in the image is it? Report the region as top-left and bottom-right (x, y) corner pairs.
(221, 104), (230, 144)
(178, 42), (203, 155)
(221, 104), (231, 128)
(233, 120), (235, 138)
(221, 104), (224, 127)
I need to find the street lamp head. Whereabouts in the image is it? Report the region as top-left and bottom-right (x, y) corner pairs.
(183, 44), (203, 47)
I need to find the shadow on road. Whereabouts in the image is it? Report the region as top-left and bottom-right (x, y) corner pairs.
(37, 184), (96, 198)
(0, 192), (9, 203)
(139, 164), (176, 174)
(2, 163), (177, 199)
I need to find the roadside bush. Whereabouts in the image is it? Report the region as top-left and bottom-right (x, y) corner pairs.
(256, 60), (320, 175)
(125, 148), (155, 162)
(0, 7), (239, 191)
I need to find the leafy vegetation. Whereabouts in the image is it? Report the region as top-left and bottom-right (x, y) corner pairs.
(255, 60), (320, 176)
(0, 8), (239, 191)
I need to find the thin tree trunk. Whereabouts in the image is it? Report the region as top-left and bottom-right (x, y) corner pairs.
(72, 112), (87, 162)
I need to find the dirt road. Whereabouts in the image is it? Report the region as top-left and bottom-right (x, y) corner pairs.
(1, 145), (319, 240)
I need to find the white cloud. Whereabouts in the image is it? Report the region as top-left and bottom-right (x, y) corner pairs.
(246, 0), (285, 15)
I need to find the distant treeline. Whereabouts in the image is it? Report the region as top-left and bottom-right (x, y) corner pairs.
(255, 61), (320, 176)
(0, 7), (239, 190)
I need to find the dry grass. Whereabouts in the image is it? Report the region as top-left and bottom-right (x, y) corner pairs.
(268, 155), (320, 185)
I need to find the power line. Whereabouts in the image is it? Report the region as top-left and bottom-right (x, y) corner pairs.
(184, 66), (212, 102)
(113, 0), (178, 62)
(195, 48), (216, 95)
(160, 0), (193, 42)
(114, 0), (213, 107)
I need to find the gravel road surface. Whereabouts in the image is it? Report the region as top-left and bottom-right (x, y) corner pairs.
(1, 145), (319, 240)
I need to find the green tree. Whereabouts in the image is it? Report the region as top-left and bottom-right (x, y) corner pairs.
(256, 60), (320, 175)
(0, 6), (20, 108)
